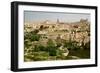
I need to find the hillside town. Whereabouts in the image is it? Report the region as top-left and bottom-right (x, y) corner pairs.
(24, 19), (90, 62)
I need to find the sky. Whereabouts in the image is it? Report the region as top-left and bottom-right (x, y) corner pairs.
(24, 11), (90, 23)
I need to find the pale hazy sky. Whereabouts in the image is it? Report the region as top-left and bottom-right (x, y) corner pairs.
(24, 11), (90, 23)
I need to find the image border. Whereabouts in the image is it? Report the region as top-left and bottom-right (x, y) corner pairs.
(11, 1), (98, 72)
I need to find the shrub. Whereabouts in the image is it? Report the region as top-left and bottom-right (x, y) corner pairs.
(64, 41), (80, 50)
(39, 25), (44, 30)
(33, 52), (49, 61)
(30, 34), (40, 41)
(33, 45), (40, 52)
(47, 46), (57, 56)
(56, 42), (62, 47)
(33, 45), (49, 52)
(24, 55), (34, 61)
(24, 30), (41, 42)
(83, 41), (90, 50)
(29, 29), (39, 34)
(33, 29), (39, 34)
(24, 40), (32, 48)
(47, 39), (55, 47)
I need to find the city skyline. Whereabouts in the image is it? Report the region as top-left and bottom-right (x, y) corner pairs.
(24, 11), (90, 23)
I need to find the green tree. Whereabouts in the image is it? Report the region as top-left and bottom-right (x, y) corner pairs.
(30, 34), (40, 41)
(47, 39), (57, 56)
(39, 25), (44, 30)
(33, 29), (39, 34)
(47, 46), (57, 56)
(47, 39), (55, 47)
